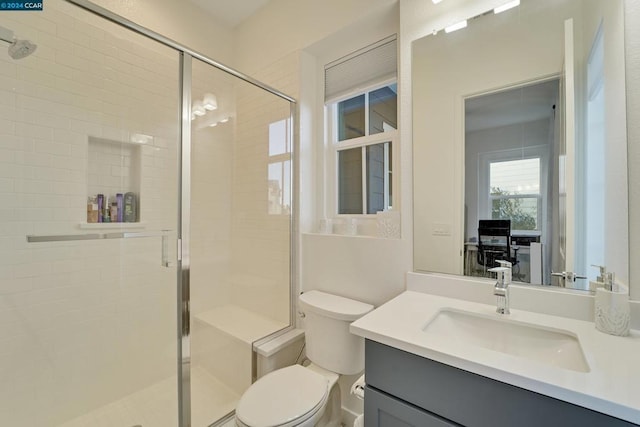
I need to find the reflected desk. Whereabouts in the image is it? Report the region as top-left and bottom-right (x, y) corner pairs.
(464, 242), (531, 282)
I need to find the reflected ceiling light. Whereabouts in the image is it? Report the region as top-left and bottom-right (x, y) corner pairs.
(220, 117), (230, 123)
(192, 100), (206, 116)
(432, 0), (444, 3)
(494, 0), (520, 14)
(445, 20), (467, 33)
(130, 133), (153, 144)
(209, 122), (218, 127)
(203, 93), (218, 111)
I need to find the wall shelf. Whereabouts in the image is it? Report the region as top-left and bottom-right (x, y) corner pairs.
(78, 222), (147, 230)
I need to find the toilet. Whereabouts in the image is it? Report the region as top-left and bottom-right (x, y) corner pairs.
(235, 290), (374, 427)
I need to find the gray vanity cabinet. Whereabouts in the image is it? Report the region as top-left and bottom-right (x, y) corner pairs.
(364, 340), (636, 427)
(365, 386), (459, 426)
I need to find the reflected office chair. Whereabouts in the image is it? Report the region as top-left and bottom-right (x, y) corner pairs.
(477, 219), (519, 272)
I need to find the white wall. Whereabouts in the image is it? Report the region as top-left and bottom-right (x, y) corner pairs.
(91, 0), (234, 64)
(233, 0), (397, 75)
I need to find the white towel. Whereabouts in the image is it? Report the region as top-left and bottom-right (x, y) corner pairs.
(350, 374), (365, 400)
(354, 413), (364, 427)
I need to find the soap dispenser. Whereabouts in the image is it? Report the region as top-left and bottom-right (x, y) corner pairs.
(594, 269), (630, 336)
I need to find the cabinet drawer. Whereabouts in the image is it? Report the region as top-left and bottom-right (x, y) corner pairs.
(365, 386), (460, 427)
(365, 340), (635, 427)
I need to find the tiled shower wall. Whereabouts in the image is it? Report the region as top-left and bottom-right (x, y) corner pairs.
(0, 1), (180, 425)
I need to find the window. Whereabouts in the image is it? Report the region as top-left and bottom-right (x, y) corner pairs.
(488, 157), (541, 231)
(337, 141), (392, 214)
(333, 83), (397, 215)
(268, 119), (291, 215)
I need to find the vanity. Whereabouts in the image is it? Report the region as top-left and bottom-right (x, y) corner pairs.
(350, 283), (640, 427)
(349, 0), (640, 423)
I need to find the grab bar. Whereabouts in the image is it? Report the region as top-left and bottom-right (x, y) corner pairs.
(26, 233), (102, 243)
(26, 230), (172, 243)
(26, 230), (175, 267)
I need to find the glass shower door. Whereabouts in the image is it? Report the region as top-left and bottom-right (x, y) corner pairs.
(189, 57), (294, 426)
(0, 2), (181, 426)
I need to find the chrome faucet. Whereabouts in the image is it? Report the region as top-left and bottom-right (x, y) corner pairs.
(551, 271), (587, 288)
(489, 260), (512, 315)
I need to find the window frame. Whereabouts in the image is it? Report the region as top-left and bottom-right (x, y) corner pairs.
(326, 79), (398, 218)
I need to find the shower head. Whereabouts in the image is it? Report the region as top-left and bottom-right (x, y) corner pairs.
(0, 25), (37, 59)
(8, 39), (37, 59)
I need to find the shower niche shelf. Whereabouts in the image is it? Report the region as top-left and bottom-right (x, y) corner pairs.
(78, 222), (147, 230)
(85, 136), (142, 226)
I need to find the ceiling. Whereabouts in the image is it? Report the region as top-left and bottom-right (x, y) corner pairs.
(465, 79), (560, 133)
(188, 0), (271, 28)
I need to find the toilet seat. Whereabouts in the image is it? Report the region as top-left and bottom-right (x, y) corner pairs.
(235, 365), (329, 427)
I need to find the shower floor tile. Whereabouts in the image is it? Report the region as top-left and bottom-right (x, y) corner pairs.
(56, 366), (239, 427)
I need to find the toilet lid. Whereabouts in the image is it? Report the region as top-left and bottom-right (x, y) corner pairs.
(236, 365), (328, 427)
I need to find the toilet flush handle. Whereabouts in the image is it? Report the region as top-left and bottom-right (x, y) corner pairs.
(298, 311), (306, 318)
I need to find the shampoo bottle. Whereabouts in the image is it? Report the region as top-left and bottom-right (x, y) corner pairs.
(97, 194), (104, 223)
(123, 192), (137, 222)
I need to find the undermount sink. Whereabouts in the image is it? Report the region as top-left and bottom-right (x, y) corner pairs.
(423, 309), (590, 373)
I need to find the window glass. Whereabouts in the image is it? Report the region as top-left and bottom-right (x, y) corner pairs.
(338, 148), (363, 214)
(269, 119), (288, 156)
(338, 94), (365, 141)
(489, 158), (540, 195)
(369, 84), (398, 135)
(366, 142), (392, 214)
(491, 197), (539, 230)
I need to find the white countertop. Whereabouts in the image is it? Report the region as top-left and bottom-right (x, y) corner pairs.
(350, 290), (640, 424)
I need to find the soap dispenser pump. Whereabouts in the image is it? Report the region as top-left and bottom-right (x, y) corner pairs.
(589, 264), (607, 291)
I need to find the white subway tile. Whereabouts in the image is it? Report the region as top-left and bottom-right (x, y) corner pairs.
(15, 122), (52, 141)
(55, 50), (90, 72)
(14, 261), (52, 279)
(34, 140), (71, 156)
(70, 119), (101, 136)
(51, 154), (82, 170)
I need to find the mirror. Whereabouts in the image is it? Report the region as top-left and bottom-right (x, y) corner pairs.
(412, 0), (629, 291)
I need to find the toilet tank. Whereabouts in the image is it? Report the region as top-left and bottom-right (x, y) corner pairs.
(299, 291), (374, 375)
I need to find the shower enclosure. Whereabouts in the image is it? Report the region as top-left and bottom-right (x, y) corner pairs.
(0, 1), (295, 426)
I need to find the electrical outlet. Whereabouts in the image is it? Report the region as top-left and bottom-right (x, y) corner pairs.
(432, 223), (451, 236)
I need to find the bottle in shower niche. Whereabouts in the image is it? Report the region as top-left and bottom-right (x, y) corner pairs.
(102, 196), (111, 223)
(123, 192), (137, 222)
(116, 193), (124, 223)
(110, 201), (118, 223)
(97, 194), (104, 223)
(87, 196), (99, 223)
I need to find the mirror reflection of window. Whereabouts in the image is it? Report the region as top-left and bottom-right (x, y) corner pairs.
(268, 119), (291, 215)
(489, 157), (541, 232)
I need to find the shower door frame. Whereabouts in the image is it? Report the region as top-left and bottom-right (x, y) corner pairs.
(64, 2), (298, 426)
